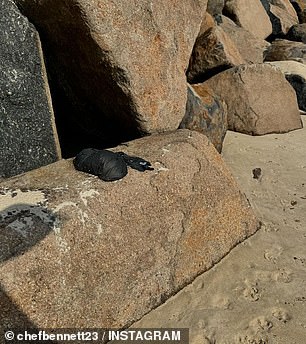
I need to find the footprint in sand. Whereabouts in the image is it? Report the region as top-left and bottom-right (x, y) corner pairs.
(211, 294), (232, 310)
(192, 320), (216, 344)
(243, 285), (260, 302)
(272, 269), (293, 283)
(271, 307), (291, 323)
(242, 280), (261, 302)
(235, 333), (268, 344)
(193, 278), (205, 291)
(234, 316), (272, 344)
(264, 245), (283, 263)
(249, 315), (273, 332)
(191, 333), (213, 344)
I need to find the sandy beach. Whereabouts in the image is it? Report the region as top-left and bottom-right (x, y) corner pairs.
(133, 116), (306, 344)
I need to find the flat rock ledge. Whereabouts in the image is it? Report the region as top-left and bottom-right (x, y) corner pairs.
(0, 130), (258, 329)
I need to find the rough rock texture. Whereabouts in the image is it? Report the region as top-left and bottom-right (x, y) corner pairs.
(204, 63), (302, 135)
(0, 130), (259, 329)
(266, 60), (306, 111)
(260, 0), (299, 36)
(286, 23), (306, 43)
(179, 84), (227, 153)
(223, 0), (272, 40)
(0, 0), (61, 178)
(207, 0), (225, 22)
(264, 39), (306, 63)
(187, 15), (244, 83)
(15, 0), (208, 157)
(220, 16), (270, 63)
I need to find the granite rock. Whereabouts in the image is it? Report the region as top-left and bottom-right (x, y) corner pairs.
(0, 0), (61, 178)
(204, 63), (302, 135)
(301, 9), (306, 22)
(264, 38), (306, 63)
(266, 60), (306, 111)
(207, 0), (225, 23)
(260, 0), (299, 36)
(0, 130), (258, 329)
(179, 84), (227, 153)
(223, 0), (272, 39)
(15, 0), (208, 156)
(289, 0), (306, 22)
(220, 16), (271, 63)
(187, 15), (244, 83)
(286, 23), (306, 42)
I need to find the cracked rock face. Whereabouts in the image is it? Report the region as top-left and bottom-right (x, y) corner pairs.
(203, 63), (302, 135)
(0, 130), (258, 329)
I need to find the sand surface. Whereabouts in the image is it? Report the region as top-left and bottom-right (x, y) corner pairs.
(133, 117), (306, 344)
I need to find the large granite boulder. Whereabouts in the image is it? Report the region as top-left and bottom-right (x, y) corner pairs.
(260, 0), (299, 36)
(264, 39), (306, 63)
(0, 130), (259, 329)
(220, 16), (271, 63)
(15, 0), (208, 156)
(266, 60), (306, 111)
(0, 0), (61, 178)
(204, 63), (302, 135)
(179, 84), (227, 153)
(223, 0), (272, 39)
(187, 13), (244, 83)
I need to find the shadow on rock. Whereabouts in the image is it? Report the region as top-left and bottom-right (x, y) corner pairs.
(0, 203), (57, 339)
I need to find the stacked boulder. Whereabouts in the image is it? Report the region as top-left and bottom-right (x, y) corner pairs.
(186, 0), (304, 146)
(1, 0), (305, 333)
(3, 0), (304, 172)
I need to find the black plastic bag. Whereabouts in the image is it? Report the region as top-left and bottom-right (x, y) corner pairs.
(73, 148), (128, 182)
(73, 148), (153, 182)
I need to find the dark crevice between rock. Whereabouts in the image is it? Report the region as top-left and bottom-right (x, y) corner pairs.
(187, 64), (232, 84)
(285, 74), (306, 112)
(259, 0), (286, 42)
(222, 8), (239, 25)
(265, 31), (286, 43)
(16, 1), (145, 159)
(290, 1), (304, 23)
